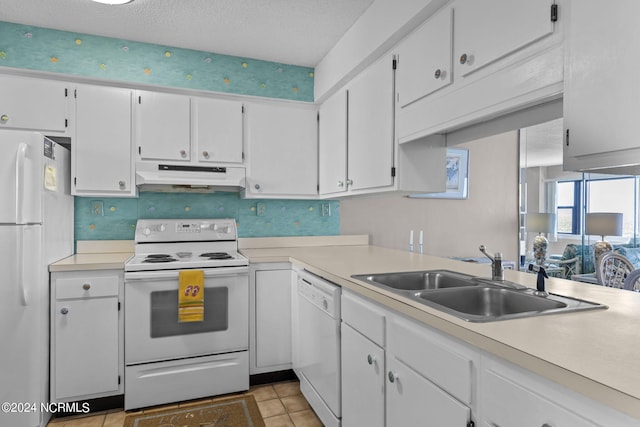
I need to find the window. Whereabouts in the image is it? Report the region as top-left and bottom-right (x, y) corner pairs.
(556, 180), (581, 234)
(555, 176), (638, 240)
(586, 176), (636, 238)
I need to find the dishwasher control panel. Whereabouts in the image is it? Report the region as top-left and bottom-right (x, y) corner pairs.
(297, 271), (341, 318)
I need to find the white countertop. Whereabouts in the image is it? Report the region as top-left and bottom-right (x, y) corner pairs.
(242, 244), (640, 421)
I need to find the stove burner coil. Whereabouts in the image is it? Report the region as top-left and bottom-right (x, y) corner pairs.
(143, 254), (177, 263)
(200, 252), (233, 260)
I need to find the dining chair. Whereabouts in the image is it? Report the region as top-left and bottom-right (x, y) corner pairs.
(595, 252), (635, 288)
(623, 268), (640, 291)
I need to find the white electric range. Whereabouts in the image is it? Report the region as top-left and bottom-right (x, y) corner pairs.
(124, 218), (249, 410)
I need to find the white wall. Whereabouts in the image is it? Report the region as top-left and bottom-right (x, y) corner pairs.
(340, 131), (520, 262)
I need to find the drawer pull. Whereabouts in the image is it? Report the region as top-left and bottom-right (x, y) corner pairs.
(0, 114), (8, 123)
(82, 283), (91, 291)
(388, 371), (398, 383)
(60, 307), (69, 315)
(367, 354), (376, 365)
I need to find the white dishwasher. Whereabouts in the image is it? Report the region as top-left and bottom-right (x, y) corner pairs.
(294, 269), (341, 427)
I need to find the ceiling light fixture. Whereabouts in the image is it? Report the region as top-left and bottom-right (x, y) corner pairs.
(91, 0), (134, 5)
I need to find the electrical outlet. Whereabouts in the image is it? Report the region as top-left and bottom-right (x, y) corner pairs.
(321, 203), (331, 217)
(256, 203), (266, 217)
(91, 200), (104, 216)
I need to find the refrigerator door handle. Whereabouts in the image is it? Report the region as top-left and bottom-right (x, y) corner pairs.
(16, 227), (28, 306)
(15, 143), (27, 225)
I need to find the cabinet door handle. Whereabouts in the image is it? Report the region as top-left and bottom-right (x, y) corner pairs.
(367, 354), (375, 365)
(202, 151), (210, 159)
(179, 150), (187, 158)
(434, 68), (442, 79)
(337, 181), (344, 188)
(0, 114), (8, 123)
(82, 283), (91, 291)
(118, 180), (126, 190)
(346, 179), (353, 187)
(254, 183), (261, 190)
(60, 307), (69, 315)
(459, 53), (469, 65)
(388, 371), (398, 383)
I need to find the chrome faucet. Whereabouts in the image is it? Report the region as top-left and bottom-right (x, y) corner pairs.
(479, 245), (504, 282)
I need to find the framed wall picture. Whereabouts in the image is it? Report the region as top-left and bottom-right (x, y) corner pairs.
(409, 148), (469, 199)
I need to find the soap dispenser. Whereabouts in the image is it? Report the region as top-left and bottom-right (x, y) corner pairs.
(528, 264), (549, 297)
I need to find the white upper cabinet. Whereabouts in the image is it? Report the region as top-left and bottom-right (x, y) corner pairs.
(563, 0), (640, 173)
(318, 90), (348, 196)
(396, 0), (562, 143)
(0, 74), (70, 134)
(454, 0), (556, 78)
(346, 54), (395, 193)
(244, 102), (318, 198)
(73, 84), (135, 197)
(135, 91), (244, 166)
(135, 91), (191, 162)
(192, 97), (243, 164)
(395, 5), (453, 108)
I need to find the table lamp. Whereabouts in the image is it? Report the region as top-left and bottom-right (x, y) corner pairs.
(586, 212), (623, 263)
(527, 213), (556, 265)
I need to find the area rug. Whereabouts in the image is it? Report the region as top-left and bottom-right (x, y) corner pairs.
(123, 394), (265, 427)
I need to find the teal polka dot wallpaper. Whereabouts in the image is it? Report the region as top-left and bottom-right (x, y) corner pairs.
(0, 21), (314, 101)
(0, 21), (339, 240)
(75, 193), (340, 240)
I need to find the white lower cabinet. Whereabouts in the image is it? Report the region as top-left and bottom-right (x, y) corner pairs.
(50, 270), (123, 402)
(481, 363), (597, 427)
(341, 289), (475, 427)
(386, 355), (471, 426)
(340, 289), (639, 427)
(250, 263), (292, 374)
(479, 355), (640, 427)
(341, 323), (385, 427)
(387, 310), (475, 426)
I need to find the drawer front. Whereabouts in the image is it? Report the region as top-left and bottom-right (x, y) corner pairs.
(482, 368), (597, 427)
(342, 290), (386, 346)
(388, 313), (474, 405)
(56, 275), (119, 299)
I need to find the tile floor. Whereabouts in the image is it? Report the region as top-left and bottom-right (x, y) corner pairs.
(46, 380), (323, 427)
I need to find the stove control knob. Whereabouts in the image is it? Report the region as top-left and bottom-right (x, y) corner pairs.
(158, 224), (166, 232)
(142, 227), (152, 236)
(222, 226), (230, 234)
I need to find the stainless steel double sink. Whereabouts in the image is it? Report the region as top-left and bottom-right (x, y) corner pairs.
(351, 270), (606, 322)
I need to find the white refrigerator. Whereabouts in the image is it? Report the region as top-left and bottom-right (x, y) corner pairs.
(0, 130), (74, 427)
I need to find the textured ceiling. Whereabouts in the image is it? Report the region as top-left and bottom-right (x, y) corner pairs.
(0, 0), (374, 67)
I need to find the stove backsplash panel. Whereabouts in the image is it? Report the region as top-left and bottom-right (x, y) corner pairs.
(74, 193), (340, 241)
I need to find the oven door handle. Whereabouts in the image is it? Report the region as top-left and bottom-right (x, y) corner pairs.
(125, 266), (249, 281)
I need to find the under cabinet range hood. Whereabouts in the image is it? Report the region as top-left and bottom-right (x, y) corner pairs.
(135, 162), (246, 193)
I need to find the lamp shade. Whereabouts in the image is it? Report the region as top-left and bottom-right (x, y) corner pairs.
(586, 212), (623, 238)
(526, 213), (556, 234)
